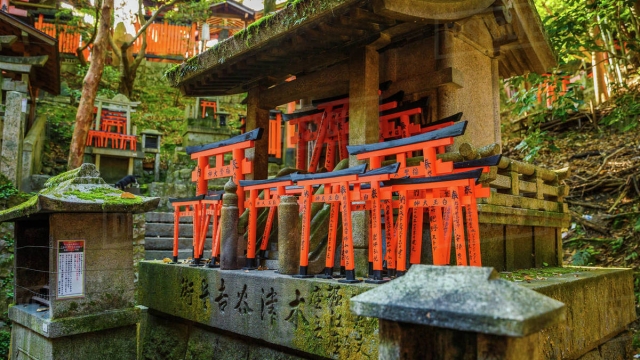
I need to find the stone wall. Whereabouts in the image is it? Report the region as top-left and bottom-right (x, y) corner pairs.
(21, 114), (47, 192)
(139, 262), (379, 359)
(138, 263), (635, 360)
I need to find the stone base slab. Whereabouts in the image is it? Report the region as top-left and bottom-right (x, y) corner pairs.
(518, 267), (636, 359)
(9, 304), (141, 338)
(139, 262), (635, 360)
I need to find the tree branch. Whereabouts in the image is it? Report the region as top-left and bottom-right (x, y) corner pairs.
(122, 0), (186, 48)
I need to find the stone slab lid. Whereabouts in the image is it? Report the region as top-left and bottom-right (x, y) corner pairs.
(0, 164), (160, 222)
(350, 265), (566, 337)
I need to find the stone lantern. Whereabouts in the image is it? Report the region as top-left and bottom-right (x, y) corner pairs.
(0, 164), (159, 360)
(141, 129), (162, 182)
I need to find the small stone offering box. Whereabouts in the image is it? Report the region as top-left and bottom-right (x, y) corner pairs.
(0, 164), (159, 360)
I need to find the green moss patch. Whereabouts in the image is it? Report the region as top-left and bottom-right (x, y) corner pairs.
(500, 266), (596, 282)
(165, 0), (358, 86)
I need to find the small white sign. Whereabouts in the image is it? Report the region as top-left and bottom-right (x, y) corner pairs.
(21, 98), (27, 113)
(57, 240), (85, 298)
(42, 323), (48, 333)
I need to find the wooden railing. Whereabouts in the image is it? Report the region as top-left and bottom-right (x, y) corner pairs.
(132, 22), (198, 59)
(34, 21), (83, 55)
(34, 18), (199, 61)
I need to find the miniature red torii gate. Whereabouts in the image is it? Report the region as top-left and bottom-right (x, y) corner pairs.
(347, 121), (475, 274)
(290, 164), (369, 282)
(169, 129), (262, 265)
(239, 175), (294, 269)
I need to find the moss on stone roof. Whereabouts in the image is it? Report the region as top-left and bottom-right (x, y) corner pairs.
(0, 164), (159, 222)
(165, 0), (359, 86)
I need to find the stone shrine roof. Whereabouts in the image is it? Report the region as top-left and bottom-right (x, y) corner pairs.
(0, 164), (159, 222)
(167, 0), (555, 99)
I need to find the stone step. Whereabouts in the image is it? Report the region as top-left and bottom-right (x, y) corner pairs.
(145, 223), (213, 238)
(144, 249), (213, 261)
(146, 212), (191, 224)
(144, 237), (213, 250)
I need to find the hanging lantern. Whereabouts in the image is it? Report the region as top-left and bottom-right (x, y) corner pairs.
(201, 23), (210, 41)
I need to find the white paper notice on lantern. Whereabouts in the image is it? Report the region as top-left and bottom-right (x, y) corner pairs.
(57, 240), (85, 298)
(201, 23), (210, 41)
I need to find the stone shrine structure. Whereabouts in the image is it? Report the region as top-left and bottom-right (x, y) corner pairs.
(0, 164), (159, 360)
(144, 1), (634, 359)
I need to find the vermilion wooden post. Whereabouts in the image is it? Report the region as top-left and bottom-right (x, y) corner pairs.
(339, 180), (360, 283)
(318, 198), (340, 278)
(383, 201), (396, 276)
(410, 203), (424, 265)
(308, 112), (329, 172)
(232, 148), (245, 215)
(296, 184), (313, 277)
(245, 188), (259, 269)
(172, 209), (180, 263)
(450, 186), (468, 266)
(296, 122), (308, 170)
(395, 192), (409, 275)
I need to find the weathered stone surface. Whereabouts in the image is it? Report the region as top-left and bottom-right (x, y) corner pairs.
(220, 179), (239, 269)
(0, 164), (160, 222)
(1, 91), (25, 186)
(11, 321), (137, 360)
(138, 262), (378, 359)
(350, 265), (565, 337)
(505, 225), (534, 270)
(479, 223), (505, 271)
(9, 304), (140, 339)
(534, 227), (558, 267)
(373, 0), (494, 21)
(519, 268), (636, 359)
(278, 196), (300, 275)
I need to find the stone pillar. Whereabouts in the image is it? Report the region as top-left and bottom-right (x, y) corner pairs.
(1, 91), (25, 186)
(220, 179), (240, 270)
(277, 195), (300, 275)
(348, 46), (380, 277)
(351, 266), (566, 359)
(246, 87), (270, 181)
(435, 20), (499, 149)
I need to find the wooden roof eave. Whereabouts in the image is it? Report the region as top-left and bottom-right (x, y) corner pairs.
(170, 0), (365, 92)
(507, 0), (556, 75)
(0, 11), (60, 95)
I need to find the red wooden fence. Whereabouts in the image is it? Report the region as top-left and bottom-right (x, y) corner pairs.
(35, 16), (199, 61)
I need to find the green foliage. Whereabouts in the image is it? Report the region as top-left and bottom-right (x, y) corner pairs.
(572, 247), (597, 266)
(163, 0), (222, 24)
(0, 330), (10, 359)
(599, 84), (640, 131)
(75, 65), (121, 99)
(504, 73), (579, 161)
(535, 0), (640, 66)
(0, 184), (18, 201)
(39, 102), (77, 154)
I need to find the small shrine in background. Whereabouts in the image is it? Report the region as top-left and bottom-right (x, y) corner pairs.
(0, 11), (60, 191)
(84, 94), (143, 184)
(182, 97), (242, 147)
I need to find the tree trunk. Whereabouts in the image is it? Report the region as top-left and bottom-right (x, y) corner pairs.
(67, 0), (113, 169)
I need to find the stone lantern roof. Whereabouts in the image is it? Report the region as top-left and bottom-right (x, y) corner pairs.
(0, 164), (160, 222)
(166, 0), (555, 102)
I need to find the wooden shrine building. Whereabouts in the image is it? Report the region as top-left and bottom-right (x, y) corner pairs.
(167, 0), (566, 274)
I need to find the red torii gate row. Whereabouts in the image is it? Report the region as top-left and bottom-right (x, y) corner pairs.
(284, 94), (434, 173)
(169, 129), (262, 265)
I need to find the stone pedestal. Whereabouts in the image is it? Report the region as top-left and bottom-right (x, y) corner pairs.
(277, 195), (300, 275)
(220, 179), (239, 270)
(351, 265), (566, 360)
(0, 164), (159, 360)
(1, 91), (25, 186)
